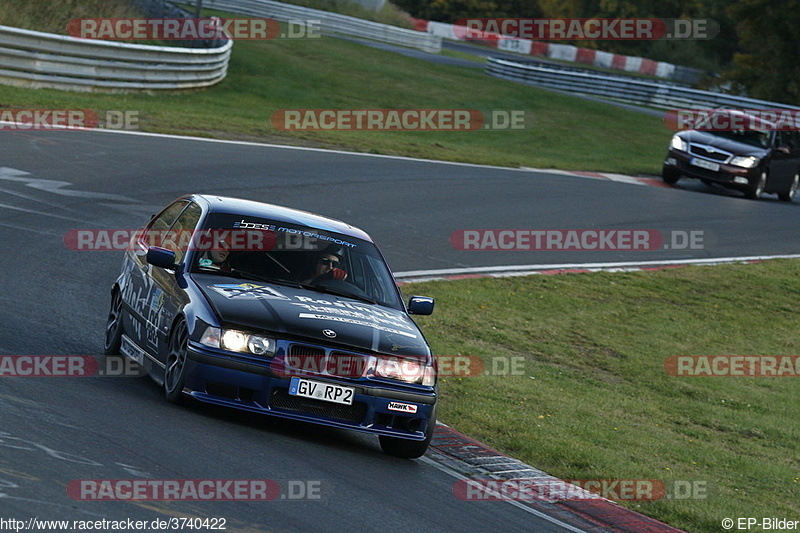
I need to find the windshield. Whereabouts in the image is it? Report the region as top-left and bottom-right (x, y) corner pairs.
(706, 129), (772, 149)
(188, 213), (403, 310)
(693, 113), (772, 148)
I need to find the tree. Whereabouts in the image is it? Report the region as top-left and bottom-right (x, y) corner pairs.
(725, 0), (800, 103)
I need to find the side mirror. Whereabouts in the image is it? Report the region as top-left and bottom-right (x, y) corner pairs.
(146, 246), (177, 270)
(408, 296), (434, 315)
(777, 145), (791, 155)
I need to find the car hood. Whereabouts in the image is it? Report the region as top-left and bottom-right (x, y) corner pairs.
(193, 274), (429, 357)
(680, 130), (768, 157)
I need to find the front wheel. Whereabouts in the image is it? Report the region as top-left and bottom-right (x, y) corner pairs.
(379, 408), (437, 459)
(779, 173), (799, 202)
(164, 320), (189, 404)
(662, 167), (680, 185)
(746, 170), (767, 200)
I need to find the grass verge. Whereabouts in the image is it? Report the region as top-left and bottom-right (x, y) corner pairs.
(402, 260), (800, 533)
(0, 6), (670, 174)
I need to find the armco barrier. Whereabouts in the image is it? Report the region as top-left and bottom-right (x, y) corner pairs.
(414, 17), (702, 84)
(0, 25), (232, 92)
(486, 57), (800, 111)
(206, 0), (441, 53)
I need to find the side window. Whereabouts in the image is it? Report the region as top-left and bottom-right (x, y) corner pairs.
(787, 132), (800, 152)
(162, 202), (202, 264)
(775, 131), (798, 152)
(141, 200), (189, 249)
(775, 131), (785, 149)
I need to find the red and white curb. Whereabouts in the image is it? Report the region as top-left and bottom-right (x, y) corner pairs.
(521, 167), (670, 188)
(412, 18), (683, 80)
(424, 423), (685, 532)
(395, 255), (800, 284)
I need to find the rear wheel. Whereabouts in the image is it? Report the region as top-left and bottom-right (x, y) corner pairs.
(778, 173), (799, 202)
(164, 320), (189, 404)
(746, 170), (767, 199)
(104, 290), (123, 355)
(379, 407), (436, 459)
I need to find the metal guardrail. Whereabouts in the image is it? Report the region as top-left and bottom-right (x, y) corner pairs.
(206, 0), (441, 53)
(486, 57), (800, 111)
(0, 24), (233, 92)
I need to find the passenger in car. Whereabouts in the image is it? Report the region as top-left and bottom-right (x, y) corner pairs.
(303, 252), (348, 284)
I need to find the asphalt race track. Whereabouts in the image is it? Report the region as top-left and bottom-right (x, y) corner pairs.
(0, 128), (797, 531)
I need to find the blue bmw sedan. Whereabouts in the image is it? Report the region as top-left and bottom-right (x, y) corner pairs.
(104, 195), (437, 458)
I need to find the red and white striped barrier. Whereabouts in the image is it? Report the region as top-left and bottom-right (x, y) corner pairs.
(411, 18), (676, 79)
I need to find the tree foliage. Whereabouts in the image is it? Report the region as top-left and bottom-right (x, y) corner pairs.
(393, 0), (799, 103)
(725, 0), (800, 103)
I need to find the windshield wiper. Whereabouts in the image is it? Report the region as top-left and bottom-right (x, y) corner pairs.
(198, 266), (274, 283)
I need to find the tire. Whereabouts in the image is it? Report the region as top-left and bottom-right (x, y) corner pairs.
(662, 167), (680, 185)
(104, 290), (123, 355)
(164, 320), (189, 404)
(379, 407), (436, 459)
(746, 170), (767, 200)
(778, 173), (799, 202)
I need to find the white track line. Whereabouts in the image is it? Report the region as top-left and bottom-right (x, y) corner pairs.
(395, 254), (800, 281)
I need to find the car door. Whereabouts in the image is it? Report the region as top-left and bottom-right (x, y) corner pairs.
(147, 201), (203, 366)
(768, 130), (797, 191)
(123, 199), (190, 354)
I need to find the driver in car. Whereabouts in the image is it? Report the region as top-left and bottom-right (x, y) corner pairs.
(198, 241), (232, 272)
(304, 252), (348, 284)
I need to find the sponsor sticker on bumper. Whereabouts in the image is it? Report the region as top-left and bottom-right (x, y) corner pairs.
(387, 401), (418, 413)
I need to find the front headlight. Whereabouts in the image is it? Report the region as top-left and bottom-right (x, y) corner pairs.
(373, 355), (436, 386)
(730, 155), (759, 168)
(199, 326), (275, 356)
(670, 135), (688, 152)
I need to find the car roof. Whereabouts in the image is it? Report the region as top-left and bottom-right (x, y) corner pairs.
(188, 194), (373, 242)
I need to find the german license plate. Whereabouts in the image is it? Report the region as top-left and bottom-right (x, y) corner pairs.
(690, 158), (720, 171)
(289, 377), (354, 405)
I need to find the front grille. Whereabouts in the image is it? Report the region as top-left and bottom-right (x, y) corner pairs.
(269, 387), (367, 424)
(287, 343), (367, 378)
(328, 351), (367, 377)
(287, 344), (326, 375)
(290, 344), (325, 357)
(689, 143), (731, 162)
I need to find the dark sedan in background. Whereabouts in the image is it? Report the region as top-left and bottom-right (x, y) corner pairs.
(662, 110), (800, 201)
(104, 194), (438, 458)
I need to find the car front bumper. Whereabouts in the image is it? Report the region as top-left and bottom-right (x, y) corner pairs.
(183, 344), (437, 442)
(664, 150), (757, 189)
